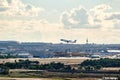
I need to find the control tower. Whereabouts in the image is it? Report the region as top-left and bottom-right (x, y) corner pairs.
(86, 38), (88, 44)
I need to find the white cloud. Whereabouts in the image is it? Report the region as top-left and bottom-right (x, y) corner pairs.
(71, 6), (88, 24)
(60, 4), (120, 30)
(105, 12), (120, 20)
(0, 0), (44, 16)
(90, 4), (112, 21)
(60, 6), (101, 29)
(90, 4), (120, 30)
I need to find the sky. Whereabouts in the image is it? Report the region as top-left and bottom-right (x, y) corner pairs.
(0, 0), (120, 44)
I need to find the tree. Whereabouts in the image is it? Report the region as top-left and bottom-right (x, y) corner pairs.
(84, 66), (94, 71)
(80, 58), (120, 68)
(95, 65), (102, 70)
(64, 65), (71, 71)
(0, 66), (9, 74)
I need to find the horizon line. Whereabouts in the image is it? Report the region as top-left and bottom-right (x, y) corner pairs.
(0, 40), (120, 45)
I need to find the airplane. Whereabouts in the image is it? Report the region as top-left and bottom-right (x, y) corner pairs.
(60, 39), (77, 43)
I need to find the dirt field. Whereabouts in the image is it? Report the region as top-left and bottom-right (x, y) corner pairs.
(0, 77), (100, 80)
(0, 57), (89, 65)
(102, 67), (120, 71)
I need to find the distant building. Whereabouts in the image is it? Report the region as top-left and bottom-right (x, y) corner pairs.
(90, 55), (100, 58)
(17, 53), (33, 58)
(0, 53), (8, 56)
(107, 50), (120, 53)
